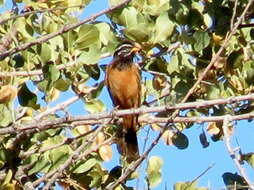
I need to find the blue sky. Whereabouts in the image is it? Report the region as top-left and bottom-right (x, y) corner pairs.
(2, 0), (254, 189)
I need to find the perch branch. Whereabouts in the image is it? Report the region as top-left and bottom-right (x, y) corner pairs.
(1, 93), (254, 135)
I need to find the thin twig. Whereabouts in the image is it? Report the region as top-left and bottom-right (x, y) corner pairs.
(230, 0), (238, 31)
(222, 115), (254, 189)
(34, 96), (79, 121)
(185, 163), (215, 190)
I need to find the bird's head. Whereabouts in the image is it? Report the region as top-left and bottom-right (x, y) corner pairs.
(113, 41), (142, 60)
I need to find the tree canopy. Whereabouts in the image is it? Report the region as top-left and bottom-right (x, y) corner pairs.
(0, 0), (254, 189)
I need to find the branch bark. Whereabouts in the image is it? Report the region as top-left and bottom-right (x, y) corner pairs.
(0, 0), (131, 60)
(222, 115), (254, 190)
(1, 93), (254, 135)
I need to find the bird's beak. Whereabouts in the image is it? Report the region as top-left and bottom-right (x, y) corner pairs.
(131, 43), (142, 54)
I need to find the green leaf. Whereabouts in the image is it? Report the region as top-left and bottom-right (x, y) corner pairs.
(89, 81), (105, 99)
(76, 24), (100, 49)
(147, 172), (162, 188)
(206, 86), (220, 100)
(18, 83), (39, 109)
(54, 78), (71, 91)
(174, 181), (199, 190)
(151, 12), (174, 43)
(119, 7), (138, 27)
(167, 55), (179, 74)
(124, 23), (150, 42)
(222, 172), (248, 190)
(88, 165), (105, 188)
(48, 145), (70, 171)
(1, 169), (12, 187)
(77, 46), (101, 65)
(83, 64), (101, 80)
(109, 0), (123, 6)
(85, 99), (105, 113)
(193, 31), (210, 53)
(142, 0), (170, 16)
(0, 104), (12, 126)
(47, 64), (60, 83)
(28, 154), (51, 175)
(95, 22), (117, 46)
(63, 30), (78, 51)
(40, 43), (52, 63)
(72, 158), (98, 174)
(0, 147), (7, 169)
(146, 156), (163, 188)
(172, 132), (189, 149)
(15, 17), (34, 40)
(147, 156), (163, 174)
(242, 153), (254, 169)
(41, 63), (61, 90)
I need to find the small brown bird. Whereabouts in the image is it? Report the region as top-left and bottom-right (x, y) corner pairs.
(105, 41), (141, 162)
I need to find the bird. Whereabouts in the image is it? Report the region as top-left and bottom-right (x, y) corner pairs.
(105, 41), (142, 162)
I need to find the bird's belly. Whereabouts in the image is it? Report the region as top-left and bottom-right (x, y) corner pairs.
(108, 67), (139, 109)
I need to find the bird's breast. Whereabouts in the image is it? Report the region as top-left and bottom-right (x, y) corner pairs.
(107, 64), (140, 109)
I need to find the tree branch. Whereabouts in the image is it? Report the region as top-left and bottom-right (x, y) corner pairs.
(0, 0), (131, 60)
(0, 4), (86, 25)
(222, 115), (254, 189)
(1, 93), (254, 135)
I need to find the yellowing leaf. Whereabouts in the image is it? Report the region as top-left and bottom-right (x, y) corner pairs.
(151, 123), (161, 131)
(76, 125), (92, 135)
(162, 129), (174, 146)
(207, 122), (220, 135)
(242, 153), (254, 169)
(0, 85), (17, 104)
(147, 156), (163, 174)
(152, 75), (167, 91)
(85, 99), (105, 113)
(96, 132), (105, 145)
(99, 145), (113, 162)
(46, 88), (60, 102)
(146, 156), (163, 188)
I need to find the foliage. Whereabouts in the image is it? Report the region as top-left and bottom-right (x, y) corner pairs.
(0, 0), (254, 189)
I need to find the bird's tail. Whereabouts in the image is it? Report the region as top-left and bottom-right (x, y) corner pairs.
(119, 115), (139, 162)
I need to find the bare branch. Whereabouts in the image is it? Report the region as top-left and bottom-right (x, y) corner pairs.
(222, 115), (254, 189)
(0, 0), (132, 60)
(1, 93), (254, 135)
(34, 96), (79, 121)
(185, 163), (215, 190)
(230, 0), (238, 31)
